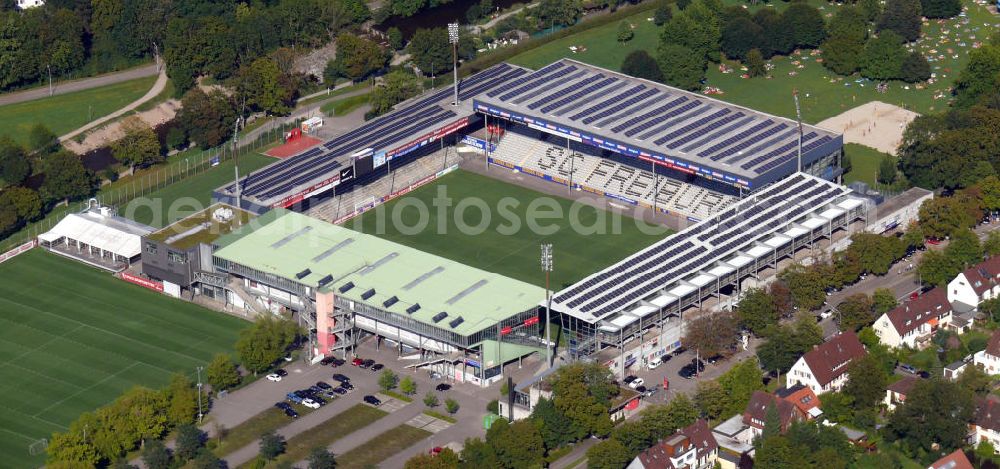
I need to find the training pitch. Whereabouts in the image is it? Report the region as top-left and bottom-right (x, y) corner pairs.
(0, 250), (247, 467)
(350, 170), (670, 289)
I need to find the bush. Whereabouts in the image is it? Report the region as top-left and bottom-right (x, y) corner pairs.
(487, 399), (499, 413)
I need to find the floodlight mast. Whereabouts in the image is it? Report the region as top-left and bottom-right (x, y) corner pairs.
(541, 244), (553, 367)
(793, 89), (803, 173)
(448, 23), (460, 106)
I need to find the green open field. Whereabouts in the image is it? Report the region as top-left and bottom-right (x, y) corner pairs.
(508, 0), (995, 123)
(351, 170), (669, 289)
(336, 424), (433, 469)
(843, 143), (893, 186)
(0, 76), (157, 146)
(0, 250), (247, 467)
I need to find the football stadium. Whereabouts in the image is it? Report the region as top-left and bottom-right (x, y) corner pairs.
(147, 57), (865, 382)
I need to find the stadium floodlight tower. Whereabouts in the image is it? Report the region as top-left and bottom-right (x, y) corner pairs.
(448, 23), (460, 106)
(541, 243), (553, 366)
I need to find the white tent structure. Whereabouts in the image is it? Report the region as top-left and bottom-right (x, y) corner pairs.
(38, 203), (154, 271)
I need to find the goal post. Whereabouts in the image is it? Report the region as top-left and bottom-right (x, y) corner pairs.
(28, 438), (48, 456)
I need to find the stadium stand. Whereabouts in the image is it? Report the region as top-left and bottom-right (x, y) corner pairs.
(489, 131), (737, 220)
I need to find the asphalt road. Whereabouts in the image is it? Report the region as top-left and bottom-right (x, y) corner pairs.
(0, 63), (158, 107)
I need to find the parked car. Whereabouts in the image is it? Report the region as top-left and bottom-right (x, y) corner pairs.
(266, 373), (282, 382)
(286, 392), (304, 404)
(435, 383), (452, 392)
(672, 347), (687, 357)
(679, 360), (706, 379)
(320, 356), (337, 366)
(926, 238), (941, 245)
(352, 358), (364, 367)
(635, 385), (647, 394)
(302, 398), (321, 409)
(330, 358), (346, 367)
(918, 370), (931, 379)
(643, 385), (659, 397)
(316, 381), (332, 390)
(429, 371), (443, 380)
(361, 359), (375, 369)
(363, 395), (382, 406)
(332, 373), (350, 383)
(340, 382), (355, 391)
(628, 378), (645, 389)
(275, 369), (288, 377)
(705, 354), (723, 365)
(623, 375), (638, 385)
(331, 386), (348, 395)
(283, 407), (299, 418)
(308, 385), (325, 394)
(323, 390), (339, 399)
(274, 402), (292, 411)
(371, 363), (384, 373)
(899, 364), (917, 374)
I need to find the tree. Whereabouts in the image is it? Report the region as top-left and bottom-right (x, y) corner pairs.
(206, 353), (241, 391)
(836, 294), (875, 332)
(621, 50), (663, 82)
(0, 137), (30, 186)
(861, 31), (907, 81)
(466, 3), (482, 22)
(660, 8), (719, 63)
(486, 419), (545, 469)
(919, 196), (975, 238)
(842, 355), (886, 410)
(886, 379), (975, 453)
(695, 380), (728, 420)
(236, 57), (294, 115)
(379, 369), (399, 392)
(872, 288), (897, 315)
(653, 1), (672, 26)
(549, 362), (617, 439)
(877, 155), (897, 185)
(587, 439), (631, 469)
(781, 3), (825, 48)
(27, 123), (58, 154)
(920, 0), (961, 19)
(234, 316), (300, 374)
(985, 231), (1000, 256)
(308, 447), (336, 469)
(163, 373), (199, 427)
(753, 9), (794, 57)
(370, 69), (422, 117)
(174, 424), (205, 462)
(757, 316), (823, 373)
(178, 88), (237, 148)
(760, 402), (782, 442)
(424, 392), (439, 408)
(821, 36), (864, 75)
(406, 449), (459, 468)
(956, 364), (992, 395)
(721, 18), (763, 61)
(531, 396), (575, 448)
(616, 21), (633, 43)
(40, 150), (95, 203)
(718, 357), (764, 416)
(683, 310), (739, 357)
(112, 117), (162, 172)
(878, 0), (922, 42)
(746, 48), (767, 77)
(537, 0), (582, 28)
(899, 51), (931, 82)
(953, 43), (1000, 108)
(737, 288), (778, 334)
(945, 228), (983, 267)
(141, 439), (171, 469)
(781, 264), (828, 311)
(445, 398), (460, 414)
(259, 431), (286, 460)
(0, 186), (42, 222)
(827, 6), (868, 44)
(859, 0), (883, 21)
(460, 437), (499, 467)
(190, 448), (223, 469)
(919, 249), (962, 287)
(407, 28), (451, 76)
(387, 27), (404, 50)
(400, 376), (417, 395)
(332, 33), (387, 81)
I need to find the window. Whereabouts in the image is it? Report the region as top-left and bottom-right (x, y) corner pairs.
(145, 242), (157, 255)
(167, 250), (187, 264)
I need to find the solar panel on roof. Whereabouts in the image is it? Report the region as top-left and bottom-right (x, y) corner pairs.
(361, 288), (375, 300)
(296, 268), (311, 280)
(318, 275), (334, 287)
(383, 296), (398, 308)
(432, 312), (448, 323)
(449, 317), (464, 329)
(339, 281), (354, 293)
(406, 303), (421, 314)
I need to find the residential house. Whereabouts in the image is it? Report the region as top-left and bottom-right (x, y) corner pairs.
(774, 384), (823, 419)
(787, 331), (866, 395)
(927, 449), (974, 469)
(948, 256), (1000, 311)
(974, 330), (1000, 375)
(944, 360), (969, 381)
(16, 0), (44, 8)
(972, 396), (1000, 454)
(872, 287), (954, 349)
(628, 419), (718, 469)
(883, 376), (918, 412)
(742, 391), (806, 439)
(712, 414), (755, 469)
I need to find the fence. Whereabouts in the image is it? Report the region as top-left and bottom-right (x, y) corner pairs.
(0, 118), (304, 253)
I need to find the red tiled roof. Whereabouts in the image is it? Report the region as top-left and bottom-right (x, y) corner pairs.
(679, 419), (718, 455)
(635, 420), (717, 469)
(975, 396), (1000, 433)
(801, 331), (866, 387)
(928, 449), (973, 469)
(778, 385), (821, 416)
(884, 287), (951, 337)
(886, 376), (918, 397)
(959, 255), (1000, 296)
(985, 330), (1000, 358)
(743, 391), (802, 431)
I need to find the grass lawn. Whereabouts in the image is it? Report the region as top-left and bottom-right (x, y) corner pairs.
(120, 152), (275, 228)
(0, 76), (157, 146)
(843, 143), (892, 186)
(349, 170), (669, 289)
(0, 249), (247, 468)
(336, 424), (432, 469)
(320, 93), (371, 117)
(507, 0), (994, 123)
(211, 406), (316, 458)
(264, 404), (388, 468)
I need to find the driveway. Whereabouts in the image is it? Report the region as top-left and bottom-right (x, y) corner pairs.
(0, 63), (158, 107)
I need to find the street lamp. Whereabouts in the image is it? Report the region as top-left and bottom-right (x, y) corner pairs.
(448, 23), (460, 106)
(541, 244), (553, 366)
(196, 366), (204, 422)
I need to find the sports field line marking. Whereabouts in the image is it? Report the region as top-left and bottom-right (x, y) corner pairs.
(0, 324), (84, 368)
(0, 426), (39, 444)
(2, 361), (88, 390)
(0, 296), (209, 365)
(33, 362), (140, 418)
(478, 203), (603, 273)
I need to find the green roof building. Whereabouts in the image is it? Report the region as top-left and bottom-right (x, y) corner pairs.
(212, 209), (546, 385)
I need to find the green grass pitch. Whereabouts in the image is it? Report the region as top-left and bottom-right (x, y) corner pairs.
(349, 169), (671, 290)
(0, 249), (248, 467)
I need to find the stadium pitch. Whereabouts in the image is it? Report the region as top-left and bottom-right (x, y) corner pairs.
(0, 250), (247, 467)
(350, 170), (672, 289)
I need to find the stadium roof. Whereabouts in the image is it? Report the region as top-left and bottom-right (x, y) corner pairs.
(39, 207), (154, 258)
(473, 59), (842, 188)
(551, 173), (864, 323)
(147, 204), (255, 250)
(213, 210), (545, 336)
(216, 62), (531, 208)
